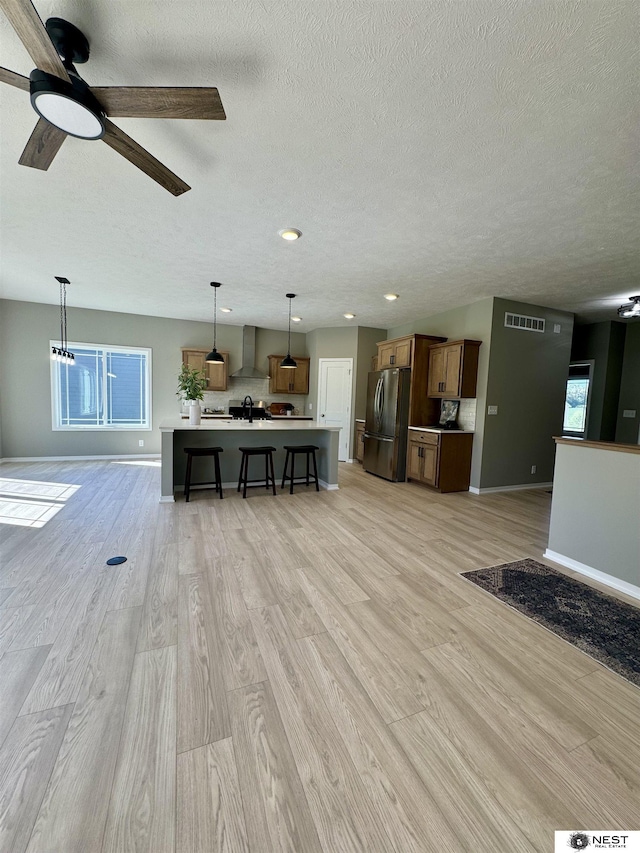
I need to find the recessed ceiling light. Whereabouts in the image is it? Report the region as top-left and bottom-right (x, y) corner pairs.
(343, 312), (356, 319)
(220, 307), (232, 313)
(279, 228), (302, 241)
(384, 293), (399, 301)
(291, 316), (302, 323)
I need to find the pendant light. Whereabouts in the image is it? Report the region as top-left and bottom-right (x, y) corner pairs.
(281, 293), (298, 369)
(51, 276), (75, 365)
(206, 282), (225, 363)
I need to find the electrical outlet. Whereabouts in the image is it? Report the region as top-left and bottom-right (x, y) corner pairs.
(487, 405), (498, 415)
(308, 403), (313, 410)
(623, 410), (637, 418)
(138, 440), (144, 447)
(531, 465), (536, 474)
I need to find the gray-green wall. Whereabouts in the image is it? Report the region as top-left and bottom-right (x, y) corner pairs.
(616, 323), (640, 444)
(388, 297), (494, 489)
(0, 299), (303, 458)
(480, 298), (574, 488)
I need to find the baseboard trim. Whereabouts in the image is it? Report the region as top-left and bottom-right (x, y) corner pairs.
(1, 454), (161, 463)
(543, 549), (640, 602)
(159, 496), (175, 503)
(469, 482), (553, 495)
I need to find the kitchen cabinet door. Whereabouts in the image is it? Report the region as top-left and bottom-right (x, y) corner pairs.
(427, 340), (481, 398)
(207, 354), (229, 391)
(421, 444), (438, 485)
(377, 342), (395, 369)
(292, 358), (309, 394)
(407, 441), (423, 480)
(393, 338), (412, 368)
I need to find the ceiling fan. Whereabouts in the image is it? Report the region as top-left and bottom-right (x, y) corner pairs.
(0, 0), (226, 195)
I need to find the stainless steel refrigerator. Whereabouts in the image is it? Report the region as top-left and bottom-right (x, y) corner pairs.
(363, 369), (411, 481)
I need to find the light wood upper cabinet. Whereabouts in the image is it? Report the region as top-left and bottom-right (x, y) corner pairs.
(181, 348), (229, 392)
(377, 335), (413, 369)
(268, 356), (310, 395)
(427, 339), (481, 398)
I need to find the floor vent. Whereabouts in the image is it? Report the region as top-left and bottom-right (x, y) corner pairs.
(504, 312), (545, 332)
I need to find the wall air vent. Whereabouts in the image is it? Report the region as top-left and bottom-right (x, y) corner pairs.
(504, 312), (545, 333)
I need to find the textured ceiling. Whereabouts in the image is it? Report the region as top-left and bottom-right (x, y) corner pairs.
(1, 1), (638, 331)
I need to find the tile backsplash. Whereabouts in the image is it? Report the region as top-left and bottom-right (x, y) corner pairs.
(180, 377), (307, 415)
(456, 398), (477, 432)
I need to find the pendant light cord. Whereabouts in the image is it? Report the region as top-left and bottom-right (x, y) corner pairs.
(213, 283), (218, 349)
(287, 296), (292, 354)
(59, 280), (64, 352)
(62, 280), (68, 353)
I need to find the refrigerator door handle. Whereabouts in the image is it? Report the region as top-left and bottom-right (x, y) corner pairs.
(365, 434), (393, 442)
(374, 377), (383, 431)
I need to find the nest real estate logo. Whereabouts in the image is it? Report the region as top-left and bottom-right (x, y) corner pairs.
(555, 832), (640, 852)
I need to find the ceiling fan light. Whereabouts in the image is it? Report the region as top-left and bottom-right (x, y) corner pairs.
(280, 353), (297, 369)
(30, 70), (105, 140)
(617, 295), (640, 319)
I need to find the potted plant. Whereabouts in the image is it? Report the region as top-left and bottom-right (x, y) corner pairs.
(177, 364), (207, 425)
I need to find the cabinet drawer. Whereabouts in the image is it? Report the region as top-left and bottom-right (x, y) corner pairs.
(410, 431), (439, 445)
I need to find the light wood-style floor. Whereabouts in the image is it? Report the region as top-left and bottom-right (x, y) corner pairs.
(0, 459), (638, 853)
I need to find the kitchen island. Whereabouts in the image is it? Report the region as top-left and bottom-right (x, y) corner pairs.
(159, 418), (341, 501)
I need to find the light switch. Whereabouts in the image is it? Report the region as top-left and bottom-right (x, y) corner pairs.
(553, 324), (561, 334)
(488, 405), (498, 415)
(623, 409), (637, 418)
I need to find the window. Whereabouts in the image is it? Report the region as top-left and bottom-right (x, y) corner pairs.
(563, 362), (592, 436)
(51, 342), (151, 430)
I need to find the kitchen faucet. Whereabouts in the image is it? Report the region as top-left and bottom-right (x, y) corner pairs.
(242, 395), (253, 423)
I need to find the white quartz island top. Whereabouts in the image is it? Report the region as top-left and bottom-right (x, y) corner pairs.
(160, 419), (339, 432)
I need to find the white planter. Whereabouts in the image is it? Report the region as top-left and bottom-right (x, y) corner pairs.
(188, 401), (201, 425)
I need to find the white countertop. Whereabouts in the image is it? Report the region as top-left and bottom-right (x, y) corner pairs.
(161, 419), (340, 432)
(408, 426), (473, 434)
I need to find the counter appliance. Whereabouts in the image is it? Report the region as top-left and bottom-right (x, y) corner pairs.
(363, 369), (411, 481)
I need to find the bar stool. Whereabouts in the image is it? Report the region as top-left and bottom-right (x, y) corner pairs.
(281, 445), (320, 494)
(183, 446), (224, 501)
(237, 446), (277, 498)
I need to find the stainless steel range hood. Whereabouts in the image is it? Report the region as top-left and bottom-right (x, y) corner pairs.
(230, 326), (269, 380)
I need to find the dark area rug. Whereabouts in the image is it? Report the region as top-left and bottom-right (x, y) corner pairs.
(461, 559), (640, 688)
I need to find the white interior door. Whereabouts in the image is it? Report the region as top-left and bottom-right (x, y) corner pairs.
(317, 359), (353, 461)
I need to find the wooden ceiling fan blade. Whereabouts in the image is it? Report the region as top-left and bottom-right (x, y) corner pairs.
(0, 66), (29, 90)
(92, 86), (226, 120)
(102, 119), (190, 196)
(18, 117), (66, 169)
(0, 0), (70, 81)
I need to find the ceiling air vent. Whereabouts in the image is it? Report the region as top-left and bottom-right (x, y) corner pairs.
(504, 312), (545, 333)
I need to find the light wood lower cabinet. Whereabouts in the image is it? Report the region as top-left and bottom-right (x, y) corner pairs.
(355, 422), (365, 462)
(406, 431), (473, 492)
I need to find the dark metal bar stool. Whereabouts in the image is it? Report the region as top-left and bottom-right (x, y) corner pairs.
(237, 446), (277, 499)
(281, 445), (320, 494)
(183, 446), (224, 501)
